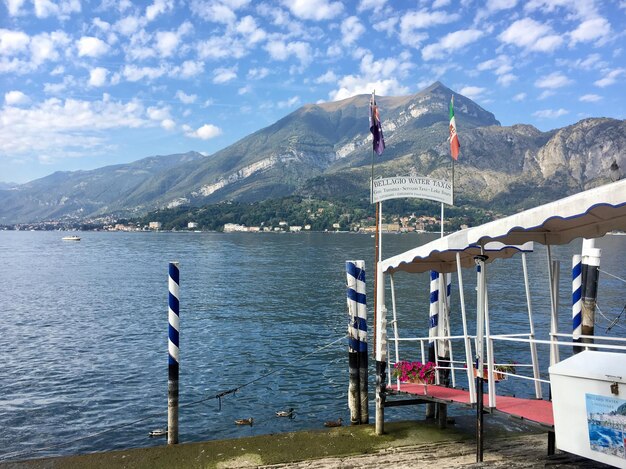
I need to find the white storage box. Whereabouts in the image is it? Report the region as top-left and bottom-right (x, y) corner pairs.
(549, 350), (626, 468)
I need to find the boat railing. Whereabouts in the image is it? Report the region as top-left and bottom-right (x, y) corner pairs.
(389, 333), (477, 401)
(487, 332), (626, 408)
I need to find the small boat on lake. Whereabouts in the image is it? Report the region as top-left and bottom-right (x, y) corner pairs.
(62, 235), (81, 241)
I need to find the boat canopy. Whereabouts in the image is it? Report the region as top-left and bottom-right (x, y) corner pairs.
(381, 238), (533, 274)
(381, 179), (626, 275)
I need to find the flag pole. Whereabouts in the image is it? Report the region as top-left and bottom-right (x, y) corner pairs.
(371, 90), (378, 358)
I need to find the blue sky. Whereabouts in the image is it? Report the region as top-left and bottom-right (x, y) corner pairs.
(1, 0), (625, 184)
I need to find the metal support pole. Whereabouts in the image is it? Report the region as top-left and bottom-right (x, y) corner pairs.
(168, 261), (180, 445)
(474, 254), (488, 463)
(522, 253), (542, 399)
(375, 263), (387, 436)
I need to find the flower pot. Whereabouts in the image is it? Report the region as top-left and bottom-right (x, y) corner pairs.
(473, 368), (506, 382)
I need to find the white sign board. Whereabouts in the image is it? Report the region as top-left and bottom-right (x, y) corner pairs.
(372, 176), (453, 205)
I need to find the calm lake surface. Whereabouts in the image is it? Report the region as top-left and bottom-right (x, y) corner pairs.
(0, 231), (624, 461)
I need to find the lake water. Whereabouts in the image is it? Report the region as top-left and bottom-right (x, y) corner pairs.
(0, 231), (624, 461)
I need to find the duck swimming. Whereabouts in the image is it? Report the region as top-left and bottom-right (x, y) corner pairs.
(275, 408), (295, 418)
(235, 417), (254, 426)
(324, 417), (342, 427)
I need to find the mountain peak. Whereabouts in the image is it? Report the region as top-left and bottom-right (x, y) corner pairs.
(422, 81), (451, 94)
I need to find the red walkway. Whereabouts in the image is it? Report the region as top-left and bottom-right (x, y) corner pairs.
(387, 383), (554, 427)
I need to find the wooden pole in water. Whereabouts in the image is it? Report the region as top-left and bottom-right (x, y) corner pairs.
(168, 261), (180, 445)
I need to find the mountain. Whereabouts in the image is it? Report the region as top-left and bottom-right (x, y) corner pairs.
(0, 151), (204, 223)
(1, 82), (624, 224)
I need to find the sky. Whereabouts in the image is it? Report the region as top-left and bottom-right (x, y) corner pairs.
(1, 0), (625, 184)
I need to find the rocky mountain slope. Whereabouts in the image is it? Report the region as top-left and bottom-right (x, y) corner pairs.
(0, 82), (624, 224)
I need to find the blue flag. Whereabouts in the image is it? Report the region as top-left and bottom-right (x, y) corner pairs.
(369, 94), (385, 155)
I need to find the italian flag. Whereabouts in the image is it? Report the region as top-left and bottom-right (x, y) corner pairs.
(449, 96), (460, 160)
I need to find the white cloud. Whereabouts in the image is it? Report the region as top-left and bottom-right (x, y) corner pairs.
(147, 106), (171, 121)
(34, 0), (80, 19)
(433, 0), (451, 7)
(282, 0), (343, 21)
(236, 16), (266, 44)
(535, 72), (573, 89)
(422, 29), (483, 60)
(115, 16), (145, 36)
(497, 73), (517, 86)
(400, 10), (459, 47)
(172, 60), (204, 78)
(538, 90), (555, 100)
(77, 36), (109, 57)
(88, 67), (108, 86)
(277, 96), (300, 108)
(185, 123), (222, 140)
(357, 0), (387, 12)
(4, 90), (29, 105)
(247, 67), (269, 79)
(146, 0), (173, 21)
(569, 17), (611, 46)
(487, 0), (517, 11)
(594, 68), (625, 87)
(155, 31), (179, 57)
(341, 16), (365, 46)
(5, 0), (27, 16)
(533, 108), (569, 118)
(329, 76), (409, 101)
(579, 94), (602, 102)
(524, 0), (599, 20)
(0, 29), (30, 55)
(459, 86), (486, 100)
(238, 85), (252, 95)
(512, 92), (526, 101)
(265, 40), (312, 66)
(212, 66), (237, 84)
(498, 18), (563, 52)
(373, 17), (398, 36)
(122, 64), (166, 82)
(175, 90), (197, 104)
(0, 95), (153, 157)
(30, 31), (71, 65)
(190, 0), (237, 23)
(161, 118), (176, 130)
(197, 36), (247, 60)
(315, 70), (337, 84)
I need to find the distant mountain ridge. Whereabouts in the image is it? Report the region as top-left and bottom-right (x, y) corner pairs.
(0, 82), (624, 224)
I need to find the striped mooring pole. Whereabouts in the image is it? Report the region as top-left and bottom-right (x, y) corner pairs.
(168, 261), (180, 445)
(427, 270), (439, 419)
(346, 260), (368, 425)
(572, 254), (582, 352)
(580, 239), (601, 346)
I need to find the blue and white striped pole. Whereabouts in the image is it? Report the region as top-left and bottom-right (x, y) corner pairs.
(428, 271), (439, 361)
(168, 261), (180, 445)
(427, 270), (439, 419)
(572, 255), (582, 350)
(347, 261), (368, 424)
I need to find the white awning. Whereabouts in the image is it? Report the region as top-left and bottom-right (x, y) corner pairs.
(381, 179), (626, 275)
(381, 237), (533, 274)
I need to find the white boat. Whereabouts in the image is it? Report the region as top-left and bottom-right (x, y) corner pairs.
(62, 235), (81, 241)
(374, 179), (626, 466)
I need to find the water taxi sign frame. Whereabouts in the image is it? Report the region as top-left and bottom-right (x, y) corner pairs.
(371, 176), (453, 205)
